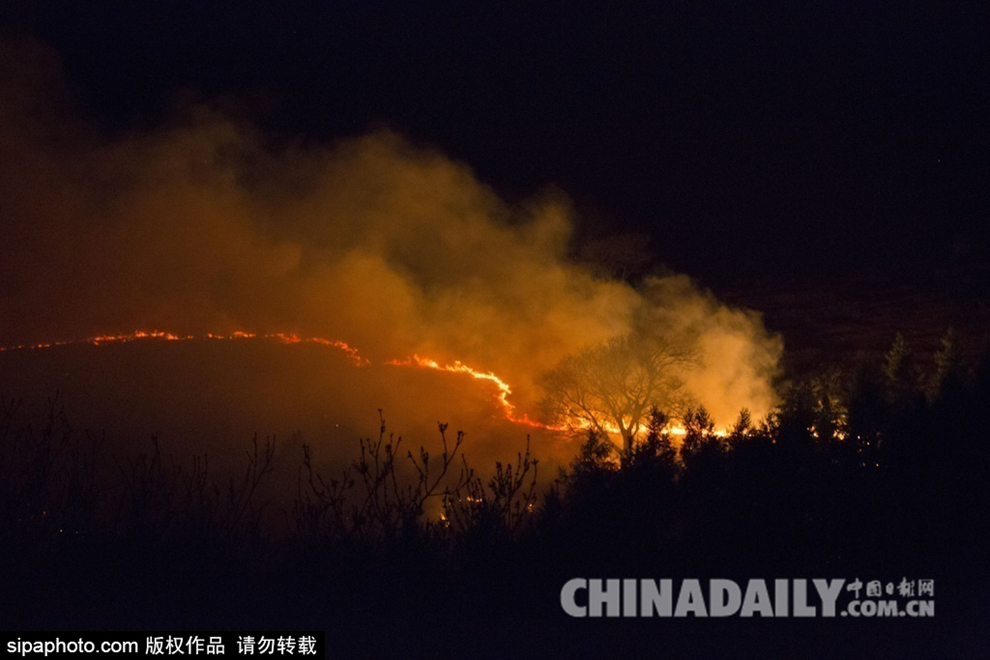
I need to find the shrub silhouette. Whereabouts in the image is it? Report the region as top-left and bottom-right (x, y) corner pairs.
(1, 335), (988, 657)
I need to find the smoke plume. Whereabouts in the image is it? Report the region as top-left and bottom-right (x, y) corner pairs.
(0, 39), (781, 466)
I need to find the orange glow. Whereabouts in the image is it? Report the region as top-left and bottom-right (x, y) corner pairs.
(383, 354), (727, 437)
(1, 331), (731, 439)
(0, 330), (366, 365)
(386, 354), (555, 429)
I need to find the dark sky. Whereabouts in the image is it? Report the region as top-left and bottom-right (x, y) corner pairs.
(2, 0), (988, 286)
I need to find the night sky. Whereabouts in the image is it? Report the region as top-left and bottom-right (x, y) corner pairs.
(2, 1), (989, 363)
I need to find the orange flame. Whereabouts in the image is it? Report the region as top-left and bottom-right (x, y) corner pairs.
(1, 330), (730, 438)
(0, 330), (366, 365)
(386, 354), (553, 429)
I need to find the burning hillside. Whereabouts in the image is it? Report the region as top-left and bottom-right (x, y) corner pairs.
(0, 41), (781, 459)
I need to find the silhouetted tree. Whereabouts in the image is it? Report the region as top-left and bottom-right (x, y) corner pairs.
(885, 332), (921, 406)
(730, 407), (752, 438)
(540, 334), (697, 461)
(811, 368), (847, 443)
(564, 429), (617, 493)
(629, 406), (678, 469)
(846, 362), (886, 469)
(680, 405), (721, 467)
(930, 328), (965, 400)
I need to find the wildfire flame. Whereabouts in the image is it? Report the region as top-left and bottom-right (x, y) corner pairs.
(384, 354), (708, 437)
(386, 354), (553, 429)
(0, 330), (366, 365)
(0, 330), (728, 439)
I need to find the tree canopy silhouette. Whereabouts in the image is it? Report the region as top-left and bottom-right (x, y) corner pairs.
(540, 333), (698, 460)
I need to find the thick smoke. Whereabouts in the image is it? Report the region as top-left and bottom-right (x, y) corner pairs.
(0, 40), (781, 464)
